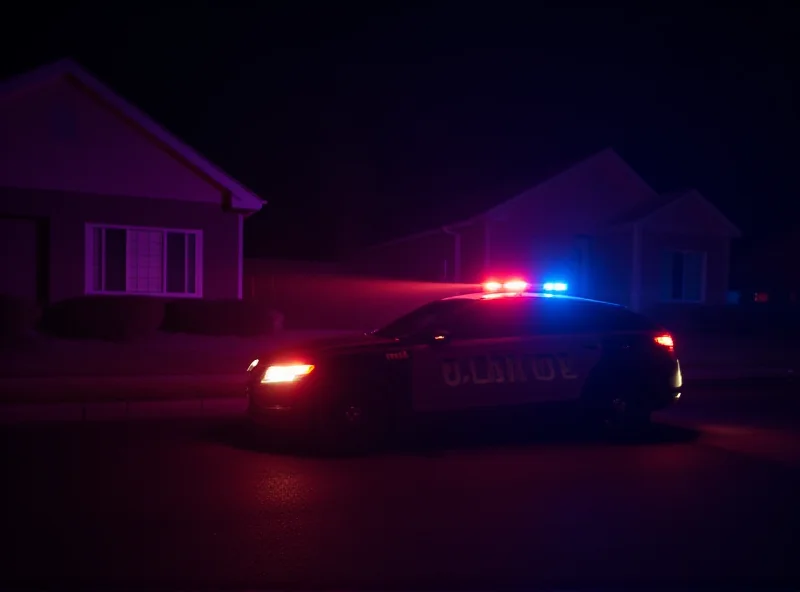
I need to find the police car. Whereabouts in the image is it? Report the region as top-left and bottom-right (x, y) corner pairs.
(246, 280), (682, 443)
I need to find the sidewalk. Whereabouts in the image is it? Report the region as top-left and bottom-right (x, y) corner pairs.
(0, 396), (248, 424)
(0, 373), (251, 424)
(0, 373), (245, 404)
(0, 329), (353, 379)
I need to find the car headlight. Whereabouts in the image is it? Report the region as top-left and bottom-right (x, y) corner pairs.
(261, 364), (315, 384)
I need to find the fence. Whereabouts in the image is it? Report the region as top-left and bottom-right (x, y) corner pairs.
(243, 259), (477, 331)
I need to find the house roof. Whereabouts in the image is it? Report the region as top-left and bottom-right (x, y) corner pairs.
(609, 188), (741, 237)
(371, 154), (742, 250)
(0, 58), (264, 212)
(372, 146), (611, 248)
(483, 147), (659, 222)
(607, 192), (683, 226)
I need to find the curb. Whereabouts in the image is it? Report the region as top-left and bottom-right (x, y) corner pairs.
(0, 397), (248, 425)
(0, 374), (245, 407)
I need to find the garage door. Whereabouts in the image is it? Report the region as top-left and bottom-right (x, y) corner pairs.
(0, 217), (39, 300)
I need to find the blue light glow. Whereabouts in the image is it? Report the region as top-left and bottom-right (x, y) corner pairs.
(542, 282), (568, 292)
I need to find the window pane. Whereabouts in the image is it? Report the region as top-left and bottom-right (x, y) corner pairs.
(682, 252), (704, 301)
(92, 227), (103, 291)
(186, 233), (196, 294)
(104, 228), (127, 292)
(126, 230), (163, 293)
(166, 232), (187, 293)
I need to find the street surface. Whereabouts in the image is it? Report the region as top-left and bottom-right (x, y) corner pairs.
(2, 382), (799, 589)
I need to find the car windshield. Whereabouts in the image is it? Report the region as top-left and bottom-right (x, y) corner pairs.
(373, 298), (474, 339)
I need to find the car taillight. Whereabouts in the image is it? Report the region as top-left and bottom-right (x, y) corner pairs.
(654, 333), (674, 352)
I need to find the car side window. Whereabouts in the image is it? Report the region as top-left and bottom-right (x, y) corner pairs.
(449, 298), (537, 340)
(446, 298), (659, 341)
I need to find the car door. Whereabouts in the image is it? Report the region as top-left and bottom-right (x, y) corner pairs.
(411, 296), (607, 412)
(410, 297), (571, 412)
(511, 299), (604, 403)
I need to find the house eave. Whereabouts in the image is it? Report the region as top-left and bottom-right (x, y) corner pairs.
(371, 217), (479, 249)
(1, 58), (267, 212)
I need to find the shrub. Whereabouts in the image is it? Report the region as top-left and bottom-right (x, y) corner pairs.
(40, 296), (165, 341)
(163, 299), (283, 336)
(0, 294), (40, 341)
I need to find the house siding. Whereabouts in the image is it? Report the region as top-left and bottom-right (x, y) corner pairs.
(0, 216), (41, 300)
(458, 222), (486, 282)
(0, 76), (223, 205)
(640, 192), (735, 238)
(346, 223), (487, 283)
(345, 232), (451, 281)
(0, 187), (240, 303)
(487, 221), (584, 285)
(587, 231), (634, 307)
(640, 231), (730, 309)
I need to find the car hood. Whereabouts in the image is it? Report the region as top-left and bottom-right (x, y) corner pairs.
(266, 332), (400, 362)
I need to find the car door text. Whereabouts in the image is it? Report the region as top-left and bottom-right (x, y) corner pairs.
(441, 354), (577, 387)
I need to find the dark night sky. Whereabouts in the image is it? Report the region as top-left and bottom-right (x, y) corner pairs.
(3, 2), (797, 259)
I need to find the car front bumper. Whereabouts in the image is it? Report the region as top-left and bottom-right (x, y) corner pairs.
(246, 381), (318, 428)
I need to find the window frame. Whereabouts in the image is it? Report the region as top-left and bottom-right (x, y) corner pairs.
(660, 249), (707, 304)
(84, 223), (203, 298)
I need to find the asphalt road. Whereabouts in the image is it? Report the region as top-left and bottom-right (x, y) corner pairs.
(1, 383), (799, 589)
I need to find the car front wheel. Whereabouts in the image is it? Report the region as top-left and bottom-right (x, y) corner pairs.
(606, 397), (653, 434)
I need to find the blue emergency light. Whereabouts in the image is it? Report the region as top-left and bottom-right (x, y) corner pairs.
(542, 282), (568, 292)
(482, 279), (528, 293)
(481, 279), (568, 294)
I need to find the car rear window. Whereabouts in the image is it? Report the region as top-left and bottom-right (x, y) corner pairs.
(544, 300), (660, 334)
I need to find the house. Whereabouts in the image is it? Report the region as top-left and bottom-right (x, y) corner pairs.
(0, 59), (264, 305)
(730, 227), (800, 304)
(344, 149), (741, 312)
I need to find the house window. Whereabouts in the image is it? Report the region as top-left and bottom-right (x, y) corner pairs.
(87, 224), (201, 296)
(660, 251), (705, 302)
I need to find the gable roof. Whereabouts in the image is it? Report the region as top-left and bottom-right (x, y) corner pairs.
(607, 193), (681, 226)
(610, 189), (741, 237)
(484, 147), (657, 221)
(0, 58), (264, 212)
(371, 146), (641, 248)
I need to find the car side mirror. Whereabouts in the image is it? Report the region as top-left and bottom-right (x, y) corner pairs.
(431, 329), (451, 345)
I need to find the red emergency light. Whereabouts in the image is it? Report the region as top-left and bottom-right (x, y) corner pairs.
(482, 279), (529, 293)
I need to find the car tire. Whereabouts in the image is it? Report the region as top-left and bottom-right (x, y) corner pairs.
(606, 397), (653, 436)
(311, 402), (388, 456)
